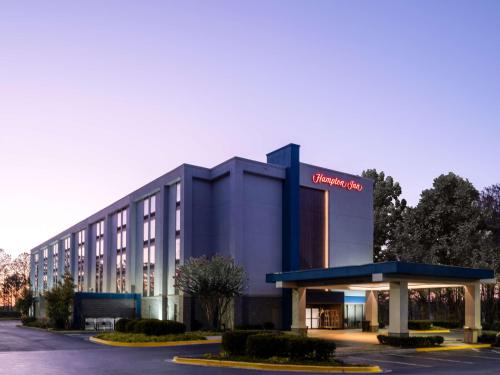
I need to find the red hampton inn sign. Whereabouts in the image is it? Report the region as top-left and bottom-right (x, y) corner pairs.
(312, 173), (364, 192)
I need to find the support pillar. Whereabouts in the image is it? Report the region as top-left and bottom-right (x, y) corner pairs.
(464, 282), (482, 344)
(291, 287), (307, 336)
(389, 281), (409, 337)
(364, 290), (379, 332)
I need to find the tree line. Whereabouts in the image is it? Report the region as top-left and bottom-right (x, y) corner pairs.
(0, 250), (29, 310)
(363, 170), (500, 324)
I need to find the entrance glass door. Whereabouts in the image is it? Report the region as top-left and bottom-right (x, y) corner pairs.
(344, 303), (364, 328)
(306, 308), (319, 328)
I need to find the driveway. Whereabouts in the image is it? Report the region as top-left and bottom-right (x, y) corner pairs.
(2, 320), (500, 375)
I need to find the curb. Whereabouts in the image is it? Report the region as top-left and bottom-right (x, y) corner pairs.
(89, 336), (221, 347)
(410, 329), (450, 334)
(172, 356), (383, 373)
(416, 343), (492, 352)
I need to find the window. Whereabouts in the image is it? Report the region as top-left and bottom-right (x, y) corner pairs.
(63, 237), (71, 272)
(77, 229), (86, 291)
(52, 243), (59, 285)
(176, 182), (181, 203)
(175, 238), (180, 262)
(299, 187), (327, 269)
(95, 220), (105, 293)
(175, 208), (181, 232)
(42, 248), (48, 290)
(34, 253), (39, 296)
(116, 209), (127, 293)
(174, 182), (181, 294)
(143, 194), (157, 296)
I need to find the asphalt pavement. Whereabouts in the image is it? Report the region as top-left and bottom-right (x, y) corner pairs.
(2, 320), (500, 375)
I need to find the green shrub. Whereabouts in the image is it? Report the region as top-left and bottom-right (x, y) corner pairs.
(478, 333), (496, 344)
(222, 330), (265, 355)
(408, 320), (433, 330)
(125, 319), (138, 333)
(114, 318), (132, 332)
(132, 319), (186, 336)
(288, 336), (336, 361)
(432, 320), (461, 329)
(246, 334), (290, 358)
(245, 333), (336, 360)
(377, 335), (443, 348)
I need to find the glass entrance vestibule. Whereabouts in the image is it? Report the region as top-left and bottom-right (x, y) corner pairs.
(305, 303), (364, 329)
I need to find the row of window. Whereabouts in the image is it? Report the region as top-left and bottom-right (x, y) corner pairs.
(116, 209), (127, 293)
(143, 195), (156, 297)
(33, 182), (181, 295)
(77, 229), (86, 292)
(95, 220), (105, 293)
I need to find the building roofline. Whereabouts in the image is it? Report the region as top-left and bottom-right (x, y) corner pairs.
(266, 143), (300, 157)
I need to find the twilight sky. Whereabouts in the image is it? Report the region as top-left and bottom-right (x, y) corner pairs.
(1, 1), (499, 256)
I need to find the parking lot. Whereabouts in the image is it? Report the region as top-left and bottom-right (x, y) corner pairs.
(339, 349), (500, 374)
(1, 320), (500, 374)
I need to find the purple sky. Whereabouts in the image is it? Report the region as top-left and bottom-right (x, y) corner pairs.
(1, 1), (499, 256)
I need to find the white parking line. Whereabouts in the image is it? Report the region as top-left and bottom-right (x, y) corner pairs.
(360, 358), (432, 368)
(490, 350), (500, 355)
(460, 354), (500, 361)
(387, 353), (473, 364)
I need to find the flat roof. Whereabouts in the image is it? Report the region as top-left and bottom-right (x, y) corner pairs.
(266, 261), (495, 285)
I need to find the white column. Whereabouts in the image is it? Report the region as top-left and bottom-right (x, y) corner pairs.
(464, 282), (482, 343)
(365, 290), (379, 332)
(291, 287), (307, 335)
(389, 281), (409, 337)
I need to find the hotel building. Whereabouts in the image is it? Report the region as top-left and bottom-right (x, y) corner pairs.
(30, 144), (374, 329)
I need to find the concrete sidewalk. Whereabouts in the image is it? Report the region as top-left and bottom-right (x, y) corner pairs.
(308, 328), (475, 355)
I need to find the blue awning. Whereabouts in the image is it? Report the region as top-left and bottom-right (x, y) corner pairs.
(266, 261), (494, 284)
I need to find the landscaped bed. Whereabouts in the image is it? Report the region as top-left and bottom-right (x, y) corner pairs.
(92, 318), (220, 344)
(171, 330), (381, 372)
(201, 353), (345, 367)
(377, 334), (444, 348)
(478, 331), (500, 346)
(95, 331), (207, 343)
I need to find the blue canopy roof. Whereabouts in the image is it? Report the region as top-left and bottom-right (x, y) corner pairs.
(266, 261), (494, 284)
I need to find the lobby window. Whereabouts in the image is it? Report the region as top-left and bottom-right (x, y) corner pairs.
(42, 248), (48, 290)
(77, 229), (86, 292)
(34, 253), (39, 296)
(143, 194), (156, 296)
(116, 209), (127, 293)
(63, 237), (71, 272)
(95, 220), (105, 293)
(299, 187), (327, 270)
(52, 243), (59, 285)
